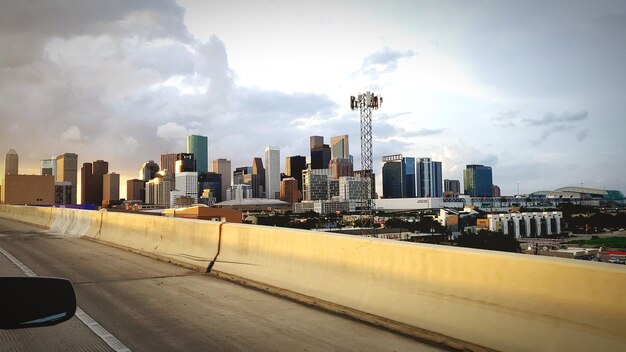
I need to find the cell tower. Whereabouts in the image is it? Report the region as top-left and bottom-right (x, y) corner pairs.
(350, 91), (382, 234)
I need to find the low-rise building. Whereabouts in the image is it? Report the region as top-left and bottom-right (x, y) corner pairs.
(2, 174), (54, 205)
(487, 212), (563, 238)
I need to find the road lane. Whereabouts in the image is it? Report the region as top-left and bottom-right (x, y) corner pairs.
(0, 218), (444, 352)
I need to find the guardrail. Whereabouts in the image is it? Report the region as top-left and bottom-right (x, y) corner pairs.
(1, 205), (625, 352)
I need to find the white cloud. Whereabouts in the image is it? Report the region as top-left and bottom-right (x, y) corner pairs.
(60, 125), (83, 141)
(156, 122), (193, 140)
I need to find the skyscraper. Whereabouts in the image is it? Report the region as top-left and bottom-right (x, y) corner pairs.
(212, 158), (231, 203)
(265, 146), (280, 199)
(285, 155), (306, 191)
(187, 135), (208, 174)
(4, 149), (18, 176)
(40, 158), (56, 176)
(198, 172), (222, 202)
(139, 160), (160, 181)
(175, 153), (195, 173)
(382, 155), (404, 198)
(444, 179), (461, 195)
(56, 153), (78, 204)
(81, 160), (108, 205)
(416, 158), (443, 197)
(432, 161), (443, 197)
(252, 157), (265, 197)
(464, 164), (493, 197)
(160, 153), (177, 173)
(127, 179), (145, 201)
(328, 158), (354, 179)
(404, 157), (416, 198)
(103, 173), (120, 202)
(330, 135), (349, 160)
(280, 178), (299, 203)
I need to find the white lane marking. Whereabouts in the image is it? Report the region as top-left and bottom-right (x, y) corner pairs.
(0, 246), (132, 352)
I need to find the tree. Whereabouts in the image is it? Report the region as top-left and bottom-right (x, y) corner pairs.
(455, 230), (521, 253)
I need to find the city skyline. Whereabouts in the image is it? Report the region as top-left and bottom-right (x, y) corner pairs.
(0, 1), (624, 198)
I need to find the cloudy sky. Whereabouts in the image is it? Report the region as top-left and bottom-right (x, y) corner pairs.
(1, 0), (625, 200)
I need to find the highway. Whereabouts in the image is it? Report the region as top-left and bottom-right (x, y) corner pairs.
(0, 218), (443, 352)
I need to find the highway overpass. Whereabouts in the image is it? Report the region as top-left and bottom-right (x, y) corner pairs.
(0, 205), (625, 351)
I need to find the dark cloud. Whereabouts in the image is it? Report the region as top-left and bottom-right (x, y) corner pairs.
(524, 111), (588, 126)
(0, 0), (342, 188)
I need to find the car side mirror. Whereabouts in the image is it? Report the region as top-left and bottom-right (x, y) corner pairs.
(0, 277), (76, 329)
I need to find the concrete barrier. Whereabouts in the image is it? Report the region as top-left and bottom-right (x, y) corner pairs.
(0, 205), (51, 227)
(1, 206), (625, 351)
(85, 211), (220, 271)
(212, 223), (626, 352)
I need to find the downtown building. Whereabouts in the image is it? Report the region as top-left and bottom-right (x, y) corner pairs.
(417, 158), (442, 198)
(285, 155), (306, 193)
(187, 135), (208, 174)
(265, 146), (280, 199)
(170, 172), (198, 207)
(56, 153), (78, 204)
(145, 171), (174, 208)
(81, 160), (108, 206)
(464, 164), (493, 197)
(310, 136), (330, 170)
(212, 158), (231, 203)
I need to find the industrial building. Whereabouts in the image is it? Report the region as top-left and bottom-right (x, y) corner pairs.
(487, 212), (563, 238)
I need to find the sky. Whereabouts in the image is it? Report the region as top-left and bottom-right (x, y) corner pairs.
(1, 0), (625, 201)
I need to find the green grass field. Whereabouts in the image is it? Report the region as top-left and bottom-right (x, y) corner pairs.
(566, 237), (626, 248)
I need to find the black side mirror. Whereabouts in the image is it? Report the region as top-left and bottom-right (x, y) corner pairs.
(0, 277), (76, 329)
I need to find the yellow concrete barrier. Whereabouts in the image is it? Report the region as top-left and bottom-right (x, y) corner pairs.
(0, 205), (51, 227)
(213, 223), (626, 352)
(47, 208), (100, 237)
(86, 211), (220, 271)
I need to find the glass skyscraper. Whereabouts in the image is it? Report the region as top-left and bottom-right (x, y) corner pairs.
(463, 164), (493, 197)
(186, 135), (208, 174)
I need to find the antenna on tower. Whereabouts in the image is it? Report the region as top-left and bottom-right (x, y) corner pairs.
(350, 91), (382, 236)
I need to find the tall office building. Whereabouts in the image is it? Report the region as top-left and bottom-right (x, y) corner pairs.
(330, 135), (349, 160)
(233, 166), (252, 185)
(404, 157), (416, 198)
(381, 155), (415, 198)
(328, 158), (354, 179)
(139, 160), (160, 181)
(303, 167), (332, 201)
(492, 185), (501, 197)
(127, 179), (145, 201)
(4, 149), (18, 176)
(81, 160), (109, 205)
(432, 161), (443, 197)
(175, 153), (195, 173)
(212, 158), (231, 203)
(416, 158), (443, 197)
(285, 155), (306, 192)
(56, 153), (78, 204)
(310, 136), (324, 149)
(160, 153), (177, 173)
(198, 172), (222, 202)
(40, 158), (56, 176)
(264, 146), (280, 199)
(444, 179), (461, 195)
(252, 157), (265, 197)
(280, 178), (299, 203)
(103, 173), (120, 202)
(310, 136), (330, 169)
(187, 135), (208, 174)
(354, 170), (376, 199)
(145, 171), (173, 207)
(464, 164), (493, 197)
(170, 172), (198, 206)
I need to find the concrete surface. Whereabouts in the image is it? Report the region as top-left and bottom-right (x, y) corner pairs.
(0, 218), (442, 352)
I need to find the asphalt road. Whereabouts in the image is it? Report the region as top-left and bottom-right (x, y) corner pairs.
(0, 218), (443, 352)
